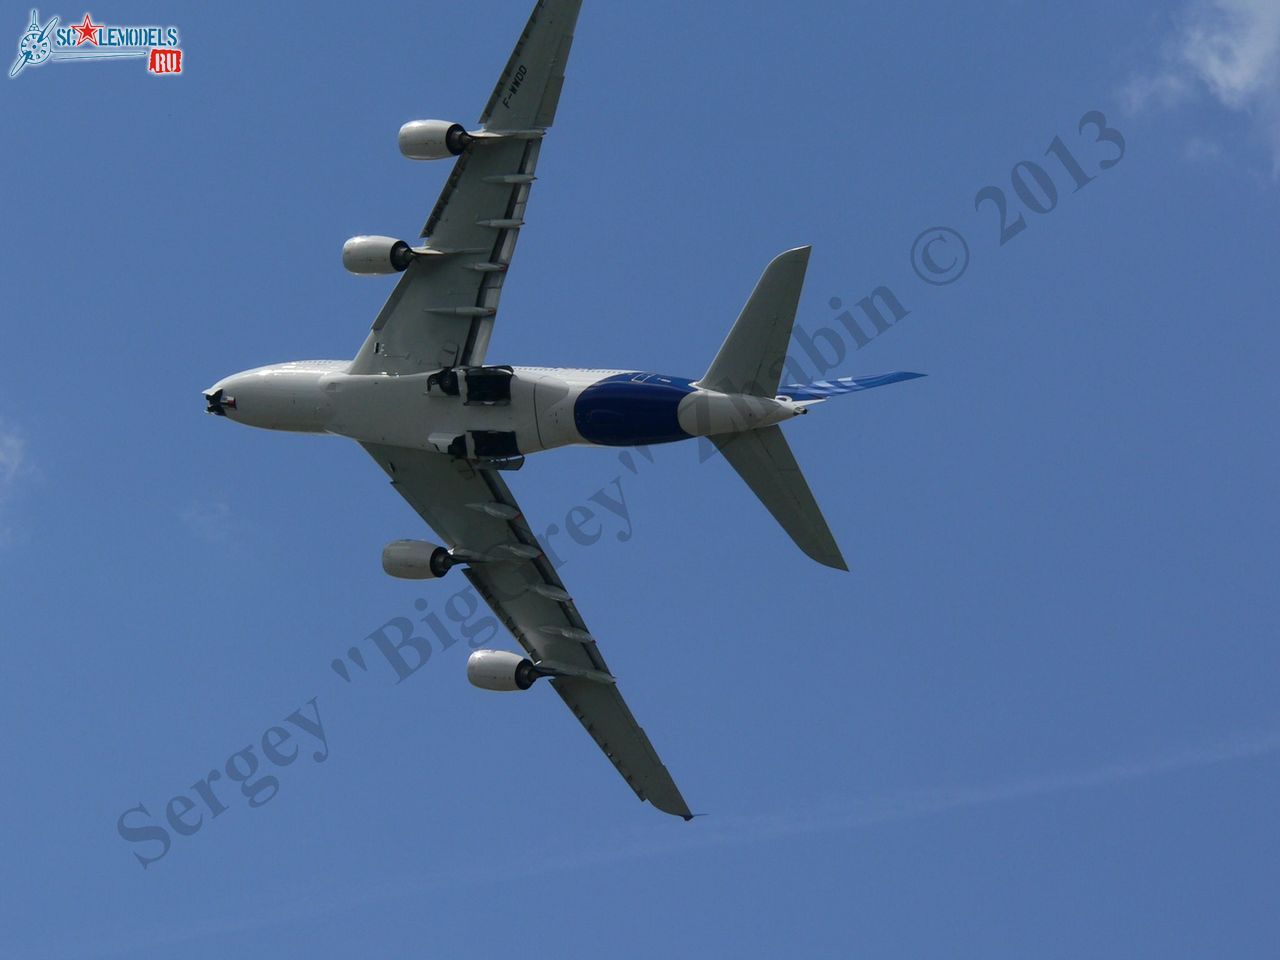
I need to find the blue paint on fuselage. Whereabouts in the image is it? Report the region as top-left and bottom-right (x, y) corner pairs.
(574, 373), (697, 447)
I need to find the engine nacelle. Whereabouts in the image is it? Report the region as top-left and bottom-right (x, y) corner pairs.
(382, 540), (454, 580)
(399, 120), (472, 161)
(467, 650), (540, 692)
(343, 236), (417, 277)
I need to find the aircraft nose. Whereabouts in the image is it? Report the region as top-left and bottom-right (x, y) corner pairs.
(204, 385), (238, 417)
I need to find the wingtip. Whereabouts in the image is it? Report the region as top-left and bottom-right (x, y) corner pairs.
(811, 548), (850, 573)
(648, 792), (695, 822)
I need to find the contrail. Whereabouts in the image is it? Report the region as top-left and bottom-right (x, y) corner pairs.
(706, 727), (1280, 843)
(66, 728), (1280, 960)
(453, 726), (1280, 877)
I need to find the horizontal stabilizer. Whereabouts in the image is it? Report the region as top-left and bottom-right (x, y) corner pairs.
(713, 425), (848, 571)
(780, 371), (926, 402)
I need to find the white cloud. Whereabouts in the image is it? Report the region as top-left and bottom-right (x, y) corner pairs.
(1124, 70), (1194, 112)
(0, 424), (29, 540)
(0, 429), (24, 490)
(1127, 0), (1280, 176)
(1183, 135), (1227, 162)
(1182, 0), (1280, 107)
(181, 500), (234, 544)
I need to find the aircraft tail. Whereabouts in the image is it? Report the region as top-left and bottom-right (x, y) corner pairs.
(701, 247), (926, 570)
(701, 246), (841, 569)
(712, 425), (848, 571)
(700, 246), (812, 398)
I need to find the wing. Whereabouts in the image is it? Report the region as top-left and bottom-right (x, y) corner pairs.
(362, 443), (694, 821)
(349, 0), (583, 377)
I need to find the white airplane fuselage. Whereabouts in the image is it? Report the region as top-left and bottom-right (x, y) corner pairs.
(206, 361), (807, 460)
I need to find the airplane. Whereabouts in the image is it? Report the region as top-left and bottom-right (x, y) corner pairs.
(204, 0), (924, 821)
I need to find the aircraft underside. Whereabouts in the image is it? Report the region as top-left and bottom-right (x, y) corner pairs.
(203, 0), (923, 821)
(206, 362), (807, 469)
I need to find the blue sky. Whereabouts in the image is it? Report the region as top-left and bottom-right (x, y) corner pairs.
(3, 1), (1279, 957)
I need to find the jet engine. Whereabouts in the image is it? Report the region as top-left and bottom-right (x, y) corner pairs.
(467, 650), (542, 692)
(399, 120), (473, 161)
(343, 236), (418, 276)
(382, 540), (455, 580)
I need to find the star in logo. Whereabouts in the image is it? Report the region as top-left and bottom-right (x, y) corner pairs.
(72, 12), (102, 46)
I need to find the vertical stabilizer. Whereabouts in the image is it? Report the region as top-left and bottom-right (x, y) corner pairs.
(701, 247), (811, 398)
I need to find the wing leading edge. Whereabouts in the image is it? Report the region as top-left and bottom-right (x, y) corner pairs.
(362, 444), (693, 820)
(349, 0), (583, 377)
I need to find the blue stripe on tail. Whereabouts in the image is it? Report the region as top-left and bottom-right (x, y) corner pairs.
(779, 371), (926, 401)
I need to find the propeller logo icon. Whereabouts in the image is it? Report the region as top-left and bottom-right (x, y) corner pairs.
(10, 10), (58, 78)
